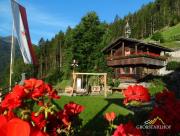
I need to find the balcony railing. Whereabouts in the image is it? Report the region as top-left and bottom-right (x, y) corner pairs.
(116, 74), (143, 79)
(107, 52), (167, 60)
(107, 55), (166, 67)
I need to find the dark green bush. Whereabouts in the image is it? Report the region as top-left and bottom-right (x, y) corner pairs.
(108, 78), (114, 87)
(148, 79), (165, 96)
(45, 68), (63, 85)
(114, 79), (120, 87)
(108, 78), (120, 87)
(166, 61), (180, 70)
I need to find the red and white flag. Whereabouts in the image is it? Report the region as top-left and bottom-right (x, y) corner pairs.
(11, 0), (37, 65)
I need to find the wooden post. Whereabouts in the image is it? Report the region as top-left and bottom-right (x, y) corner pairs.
(134, 44), (137, 75)
(110, 50), (113, 57)
(147, 67), (149, 75)
(147, 47), (149, 54)
(110, 50), (113, 60)
(104, 73), (107, 98)
(135, 45), (137, 54)
(72, 71), (76, 92)
(9, 20), (15, 91)
(122, 42), (125, 56)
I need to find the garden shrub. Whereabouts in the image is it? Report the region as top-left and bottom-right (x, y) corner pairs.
(166, 61), (180, 70)
(54, 79), (71, 91)
(108, 78), (120, 87)
(88, 76), (99, 86)
(108, 78), (114, 87)
(45, 68), (63, 85)
(114, 79), (120, 87)
(148, 79), (165, 96)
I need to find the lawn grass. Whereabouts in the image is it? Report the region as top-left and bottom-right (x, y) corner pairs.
(52, 93), (134, 135)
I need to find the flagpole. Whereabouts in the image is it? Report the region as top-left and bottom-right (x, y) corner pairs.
(9, 19), (15, 90)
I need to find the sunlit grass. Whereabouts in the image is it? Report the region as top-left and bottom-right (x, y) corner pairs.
(52, 93), (134, 135)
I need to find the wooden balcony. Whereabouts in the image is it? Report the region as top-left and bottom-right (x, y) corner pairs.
(107, 56), (165, 67)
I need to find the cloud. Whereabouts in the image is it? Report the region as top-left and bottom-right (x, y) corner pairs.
(29, 10), (75, 28)
(0, 1), (16, 36)
(24, 3), (76, 43)
(0, 0), (76, 43)
(25, 3), (76, 29)
(0, 0), (12, 20)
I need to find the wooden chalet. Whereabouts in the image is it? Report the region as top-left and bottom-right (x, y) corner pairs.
(102, 37), (173, 82)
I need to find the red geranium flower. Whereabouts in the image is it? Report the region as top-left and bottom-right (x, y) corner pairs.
(0, 115), (7, 128)
(5, 110), (15, 121)
(0, 78), (84, 136)
(30, 127), (49, 136)
(149, 91), (180, 135)
(11, 85), (26, 98)
(49, 90), (60, 99)
(113, 122), (142, 136)
(1, 93), (22, 110)
(24, 79), (46, 99)
(45, 84), (60, 99)
(123, 85), (150, 104)
(46, 114), (60, 135)
(24, 78), (44, 90)
(37, 101), (44, 106)
(0, 116), (48, 136)
(104, 112), (116, 122)
(30, 87), (46, 99)
(57, 110), (70, 126)
(31, 112), (47, 130)
(64, 102), (84, 116)
(0, 117), (30, 136)
(155, 90), (175, 105)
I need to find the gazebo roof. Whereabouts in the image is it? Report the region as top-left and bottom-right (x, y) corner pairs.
(102, 37), (173, 53)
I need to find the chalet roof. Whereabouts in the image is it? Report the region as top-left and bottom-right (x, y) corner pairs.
(102, 37), (173, 53)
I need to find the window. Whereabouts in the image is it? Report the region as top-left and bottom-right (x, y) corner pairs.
(125, 48), (131, 56)
(124, 67), (130, 74)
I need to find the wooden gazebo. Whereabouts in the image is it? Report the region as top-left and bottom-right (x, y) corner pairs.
(72, 72), (107, 97)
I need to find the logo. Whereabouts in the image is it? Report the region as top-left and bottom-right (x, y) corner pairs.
(136, 116), (171, 130)
(144, 116), (165, 125)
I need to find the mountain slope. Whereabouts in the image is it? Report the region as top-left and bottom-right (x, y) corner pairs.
(161, 23), (180, 48)
(0, 36), (20, 78)
(144, 23), (180, 49)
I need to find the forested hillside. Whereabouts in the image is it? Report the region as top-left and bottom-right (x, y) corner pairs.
(145, 23), (180, 48)
(1, 0), (179, 87)
(104, 0), (180, 40)
(0, 36), (20, 80)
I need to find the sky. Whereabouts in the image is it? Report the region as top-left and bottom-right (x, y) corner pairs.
(0, 0), (154, 44)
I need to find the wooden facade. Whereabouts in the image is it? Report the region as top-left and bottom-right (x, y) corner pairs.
(102, 37), (173, 82)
